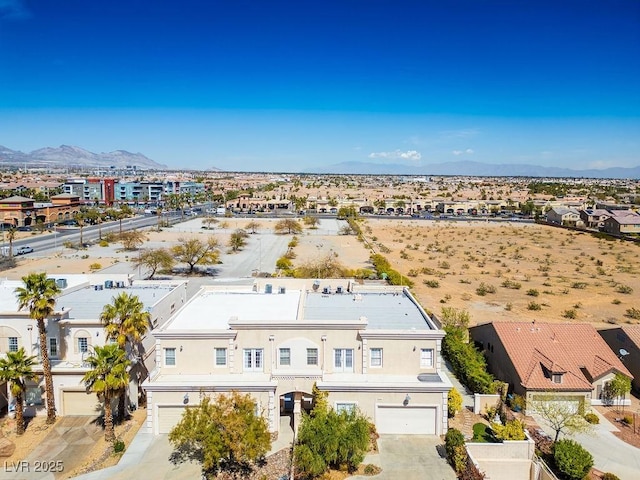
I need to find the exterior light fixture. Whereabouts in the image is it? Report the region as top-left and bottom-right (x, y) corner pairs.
(403, 394), (411, 406)
(183, 393), (189, 404)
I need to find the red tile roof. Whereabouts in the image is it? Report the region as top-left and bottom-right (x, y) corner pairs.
(620, 326), (640, 348)
(490, 322), (632, 391)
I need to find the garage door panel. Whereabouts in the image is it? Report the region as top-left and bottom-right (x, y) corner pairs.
(376, 406), (436, 435)
(63, 391), (101, 416)
(157, 406), (188, 434)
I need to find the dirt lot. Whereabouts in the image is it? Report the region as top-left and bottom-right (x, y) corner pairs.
(363, 219), (640, 327)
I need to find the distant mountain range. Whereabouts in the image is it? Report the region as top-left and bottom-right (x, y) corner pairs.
(0, 145), (167, 170)
(304, 161), (640, 179)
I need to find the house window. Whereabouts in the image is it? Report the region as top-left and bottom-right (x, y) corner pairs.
(25, 387), (43, 406)
(370, 348), (383, 368)
(335, 402), (357, 414)
(77, 337), (88, 354)
(164, 347), (176, 366)
(215, 348), (227, 367)
(552, 373), (563, 384)
(244, 349), (263, 372)
(48, 338), (58, 358)
(8, 337), (18, 352)
(279, 348), (291, 366)
(420, 349), (434, 368)
(334, 349), (354, 372)
(307, 348), (318, 366)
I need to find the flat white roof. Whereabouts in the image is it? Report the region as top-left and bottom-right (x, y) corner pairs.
(165, 289), (301, 330)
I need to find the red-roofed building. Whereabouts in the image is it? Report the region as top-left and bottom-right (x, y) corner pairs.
(599, 326), (640, 393)
(469, 322), (633, 412)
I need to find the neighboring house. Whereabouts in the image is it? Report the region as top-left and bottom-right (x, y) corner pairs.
(601, 211), (640, 235)
(469, 322), (632, 413)
(143, 279), (452, 437)
(545, 207), (583, 227)
(599, 326), (640, 393)
(579, 209), (611, 229)
(0, 275), (187, 417)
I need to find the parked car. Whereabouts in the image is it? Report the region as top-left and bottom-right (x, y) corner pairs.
(16, 246), (34, 255)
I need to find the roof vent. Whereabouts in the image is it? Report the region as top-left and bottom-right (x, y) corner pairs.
(265, 284), (272, 294)
(336, 286), (343, 294)
(278, 286), (286, 294)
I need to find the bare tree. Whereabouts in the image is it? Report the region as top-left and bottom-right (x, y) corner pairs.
(529, 394), (592, 442)
(119, 230), (148, 251)
(274, 219), (302, 235)
(246, 220), (261, 234)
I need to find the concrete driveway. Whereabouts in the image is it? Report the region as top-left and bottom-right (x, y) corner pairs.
(350, 435), (456, 480)
(3, 416), (103, 480)
(534, 410), (640, 479)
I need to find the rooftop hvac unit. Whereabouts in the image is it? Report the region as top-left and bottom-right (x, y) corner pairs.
(312, 280), (320, 291)
(322, 286), (331, 294)
(116, 281), (125, 288)
(278, 286), (286, 294)
(104, 280), (114, 289)
(94, 285), (104, 291)
(55, 278), (68, 289)
(336, 286), (343, 294)
(265, 284), (273, 294)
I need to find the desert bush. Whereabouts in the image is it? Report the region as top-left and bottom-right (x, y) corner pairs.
(363, 464), (381, 475)
(99, 239), (109, 247)
(505, 303), (512, 311)
(438, 261), (451, 269)
(623, 415), (633, 425)
(624, 308), (640, 320)
(113, 439), (125, 454)
(563, 309), (577, 319)
(424, 279), (440, 288)
(616, 284), (633, 294)
(501, 279), (521, 289)
(476, 283), (496, 296)
(584, 412), (599, 424)
(612, 298), (622, 305)
(526, 289), (539, 297)
(554, 439), (593, 480)
(571, 282), (588, 289)
(527, 302), (541, 311)
(89, 262), (102, 271)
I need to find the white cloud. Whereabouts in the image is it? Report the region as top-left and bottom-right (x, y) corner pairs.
(452, 149), (474, 156)
(369, 149), (422, 161)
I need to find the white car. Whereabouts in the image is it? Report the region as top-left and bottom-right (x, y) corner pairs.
(16, 246), (34, 255)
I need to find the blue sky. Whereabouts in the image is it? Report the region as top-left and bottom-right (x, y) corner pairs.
(0, 0), (638, 172)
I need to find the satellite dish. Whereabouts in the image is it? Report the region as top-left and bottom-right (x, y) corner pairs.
(619, 348), (629, 357)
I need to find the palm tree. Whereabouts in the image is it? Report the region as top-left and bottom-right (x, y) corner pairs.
(82, 344), (130, 441)
(100, 292), (150, 419)
(7, 226), (16, 258)
(0, 348), (39, 435)
(15, 273), (61, 424)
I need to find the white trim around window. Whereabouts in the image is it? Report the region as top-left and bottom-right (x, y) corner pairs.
(335, 401), (357, 414)
(8, 336), (19, 352)
(48, 338), (58, 358)
(279, 347), (291, 367)
(243, 348), (263, 372)
(334, 348), (354, 372)
(370, 347), (382, 368)
(306, 348), (318, 366)
(420, 348), (434, 368)
(164, 347), (176, 367)
(214, 347), (227, 367)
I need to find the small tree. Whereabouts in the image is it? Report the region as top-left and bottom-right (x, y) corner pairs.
(171, 236), (220, 274)
(274, 218), (302, 235)
(303, 216), (319, 228)
(530, 394), (592, 442)
(605, 373), (632, 413)
(554, 439), (593, 480)
(134, 248), (176, 279)
(169, 392), (271, 480)
(7, 226), (16, 258)
(228, 229), (248, 252)
(444, 428), (466, 473)
(448, 388), (462, 418)
(0, 348), (38, 435)
(245, 220), (261, 233)
(119, 230), (147, 251)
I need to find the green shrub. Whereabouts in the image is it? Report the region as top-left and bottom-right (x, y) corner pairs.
(491, 419), (526, 441)
(113, 439), (125, 454)
(553, 439), (593, 480)
(526, 289), (539, 297)
(444, 428), (466, 473)
(501, 279), (522, 289)
(476, 283), (496, 296)
(584, 412), (599, 424)
(527, 301), (541, 311)
(363, 464), (381, 475)
(424, 279), (440, 288)
(99, 239), (109, 247)
(562, 309), (577, 319)
(571, 282), (588, 289)
(625, 308), (640, 320)
(89, 262), (102, 271)
(276, 256), (292, 270)
(623, 415), (633, 425)
(448, 388), (462, 417)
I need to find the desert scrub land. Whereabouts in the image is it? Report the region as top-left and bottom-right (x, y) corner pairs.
(366, 219), (640, 326)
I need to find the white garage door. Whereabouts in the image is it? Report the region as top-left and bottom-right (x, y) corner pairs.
(62, 390), (101, 416)
(530, 396), (582, 415)
(157, 406), (188, 434)
(375, 405), (436, 435)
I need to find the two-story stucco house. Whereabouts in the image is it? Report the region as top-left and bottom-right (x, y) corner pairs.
(143, 279), (452, 437)
(0, 275), (187, 417)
